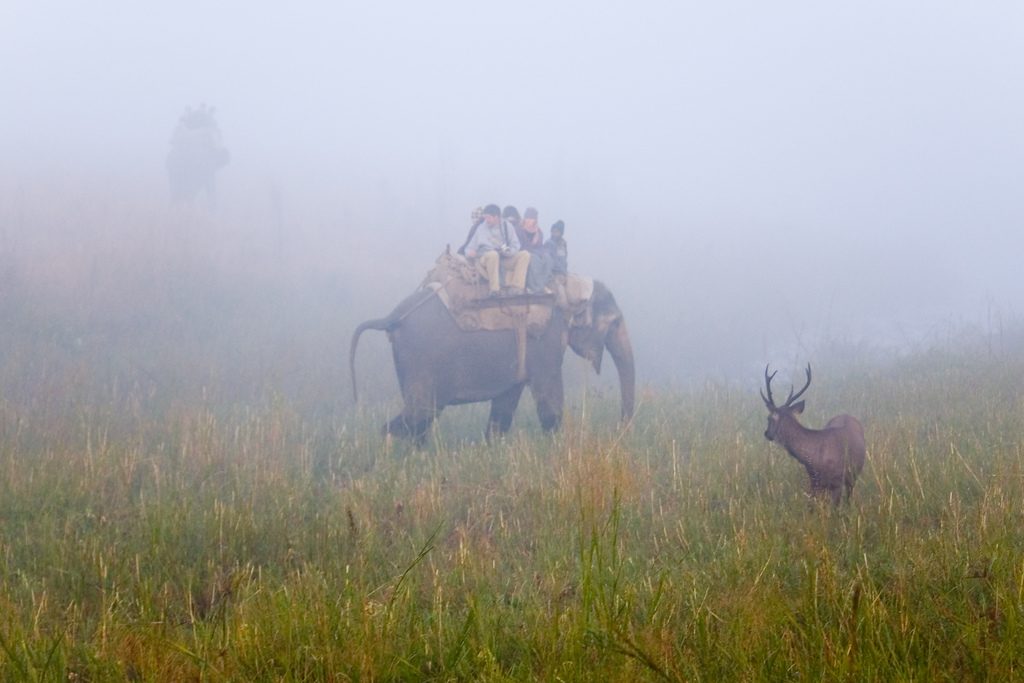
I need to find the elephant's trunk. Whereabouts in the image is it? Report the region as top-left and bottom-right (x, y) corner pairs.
(606, 319), (635, 420)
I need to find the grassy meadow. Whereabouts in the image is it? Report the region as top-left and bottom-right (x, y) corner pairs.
(2, 187), (1024, 680)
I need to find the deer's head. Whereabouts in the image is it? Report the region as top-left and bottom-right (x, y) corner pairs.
(761, 364), (812, 441)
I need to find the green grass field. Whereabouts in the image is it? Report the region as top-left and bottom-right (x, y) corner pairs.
(2, 344), (1023, 681)
(2, 193), (1023, 680)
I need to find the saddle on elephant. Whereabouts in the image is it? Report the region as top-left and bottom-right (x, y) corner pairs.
(418, 249), (596, 380)
(421, 249), (594, 328)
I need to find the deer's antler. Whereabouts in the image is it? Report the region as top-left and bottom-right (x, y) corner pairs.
(761, 365), (778, 409)
(784, 364), (812, 407)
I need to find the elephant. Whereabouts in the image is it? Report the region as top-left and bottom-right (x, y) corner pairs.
(349, 281), (635, 442)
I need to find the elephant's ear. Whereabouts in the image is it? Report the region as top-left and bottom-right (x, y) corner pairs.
(591, 310), (624, 373)
(568, 325), (602, 372)
(592, 283), (624, 336)
(567, 280), (635, 421)
(568, 292), (621, 374)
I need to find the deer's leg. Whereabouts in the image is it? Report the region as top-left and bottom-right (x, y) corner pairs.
(829, 486), (842, 506)
(806, 476), (835, 506)
(806, 475), (819, 499)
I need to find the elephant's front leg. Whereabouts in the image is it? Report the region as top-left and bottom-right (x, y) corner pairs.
(530, 372), (564, 433)
(486, 383), (526, 440)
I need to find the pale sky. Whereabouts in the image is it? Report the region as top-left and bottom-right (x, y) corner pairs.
(2, 1), (1023, 380)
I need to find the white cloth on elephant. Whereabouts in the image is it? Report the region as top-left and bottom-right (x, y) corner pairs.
(564, 274), (594, 305)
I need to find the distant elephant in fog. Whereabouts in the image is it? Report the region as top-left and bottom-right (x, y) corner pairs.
(350, 281), (635, 442)
(166, 104), (230, 208)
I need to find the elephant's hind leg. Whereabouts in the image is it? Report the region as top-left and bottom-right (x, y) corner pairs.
(383, 398), (437, 445)
(486, 384), (525, 441)
(383, 378), (442, 443)
(383, 413), (434, 442)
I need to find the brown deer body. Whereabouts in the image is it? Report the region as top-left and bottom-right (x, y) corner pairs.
(761, 365), (865, 505)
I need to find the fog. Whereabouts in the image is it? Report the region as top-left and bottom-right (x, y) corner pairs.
(2, 1), (1023, 405)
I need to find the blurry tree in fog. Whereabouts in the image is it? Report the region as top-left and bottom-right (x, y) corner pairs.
(165, 104), (230, 208)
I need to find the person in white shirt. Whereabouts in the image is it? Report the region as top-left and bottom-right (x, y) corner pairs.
(465, 204), (530, 296)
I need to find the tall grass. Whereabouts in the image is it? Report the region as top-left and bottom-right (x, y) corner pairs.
(1, 349), (1024, 680)
(2, 183), (1024, 679)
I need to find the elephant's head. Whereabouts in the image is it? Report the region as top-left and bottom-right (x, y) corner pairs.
(568, 280), (635, 420)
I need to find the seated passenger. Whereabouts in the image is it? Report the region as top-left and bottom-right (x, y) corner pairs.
(503, 205), (522, 242)
(546, 220), (568, 275)
(465, 204), (531, 296)
(545, 220), (569, 307)
(520, 207), (554, 293)
(519, 207), (544, 251)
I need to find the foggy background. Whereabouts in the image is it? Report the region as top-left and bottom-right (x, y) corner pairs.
(1, 1), (1023, 416)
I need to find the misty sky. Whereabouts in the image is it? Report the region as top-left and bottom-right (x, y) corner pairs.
(3, 2), (1023, 381)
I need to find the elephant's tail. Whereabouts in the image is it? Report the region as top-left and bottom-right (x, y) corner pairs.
(349, 288), (438, 403)
(349, 317), (392, 403)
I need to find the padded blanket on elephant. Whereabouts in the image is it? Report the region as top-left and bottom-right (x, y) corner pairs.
(427, 281), (553, 335)
(421, 250), (593, 334)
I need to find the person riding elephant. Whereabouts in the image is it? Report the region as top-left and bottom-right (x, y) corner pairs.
(519, 207), (555, 293)
(503, 205), (522, 242)
(546, 220), (568, 275)
(465, 204), (531, 296)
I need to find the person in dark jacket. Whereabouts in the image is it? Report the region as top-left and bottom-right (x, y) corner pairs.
(520, 207), (553, 293)
(546, 220), (568, 275)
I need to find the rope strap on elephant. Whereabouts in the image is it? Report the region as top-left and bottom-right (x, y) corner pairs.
(514, 323), (528, 381)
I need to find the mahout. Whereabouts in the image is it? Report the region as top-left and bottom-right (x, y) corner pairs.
(760, 364), (865, 504)
(350, 281), (634, 443)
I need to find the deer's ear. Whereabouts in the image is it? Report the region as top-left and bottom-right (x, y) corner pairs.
(791, 401), (805, 414)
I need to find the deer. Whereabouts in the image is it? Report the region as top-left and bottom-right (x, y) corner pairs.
(760, 364), (865, 505)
